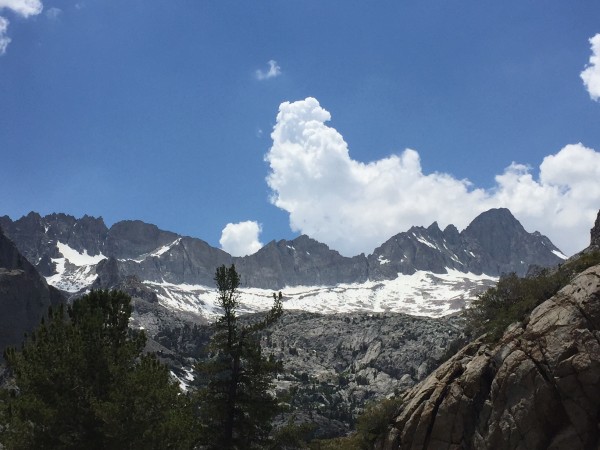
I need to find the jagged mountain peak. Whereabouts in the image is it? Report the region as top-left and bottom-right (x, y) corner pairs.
(461, 208), (565, 273)
(442, 224), (461, 244)
(0, 209), (568, 309)
(463, 208), (527, 241)
(591, 209), (600, 249)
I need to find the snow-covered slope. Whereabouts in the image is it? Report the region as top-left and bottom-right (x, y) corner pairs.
(46, 242), (106, 292)
(142, 269), (496, 320)
(41, 240), (497, 319)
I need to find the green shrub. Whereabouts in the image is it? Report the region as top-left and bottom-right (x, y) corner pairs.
(466, 251), (600, 342)
(310, 396), (402, 450)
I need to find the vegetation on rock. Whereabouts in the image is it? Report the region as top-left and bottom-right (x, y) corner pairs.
(309, 396), (403, 449)
(465, 251), (600, 341)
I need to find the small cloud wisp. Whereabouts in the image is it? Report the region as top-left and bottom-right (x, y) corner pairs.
(255, 60), (281, 81)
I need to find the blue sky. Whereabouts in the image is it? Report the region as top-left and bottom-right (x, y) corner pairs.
(1, 1), (600, 257)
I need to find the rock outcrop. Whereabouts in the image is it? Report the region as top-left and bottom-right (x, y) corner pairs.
(591, 210), (600, 250)
(377, 263), (600, 450)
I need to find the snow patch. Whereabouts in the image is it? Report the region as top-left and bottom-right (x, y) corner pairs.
(55, 242), (106, 266)
(126, 238), (182, 262)
(414, 234), (437, 249)
(151, 238), (182, 257)
(552, 249), (568, 260)
(45, 242), (106, 292)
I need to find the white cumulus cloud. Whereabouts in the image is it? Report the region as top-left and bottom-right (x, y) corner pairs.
(0, 0), (43, 55)
(256, 60), (281, 80)
(581, 33), (600, 101)
(220, 221), (264, 257)
(265, 97), (600, 257)
(0, 0), (43, 17)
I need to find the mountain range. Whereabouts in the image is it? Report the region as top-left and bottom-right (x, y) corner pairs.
(0, 208), (565, 320)
(1, 208), (595, 441)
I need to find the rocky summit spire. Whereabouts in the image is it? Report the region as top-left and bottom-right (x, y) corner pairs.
(591, 210), (600, 249)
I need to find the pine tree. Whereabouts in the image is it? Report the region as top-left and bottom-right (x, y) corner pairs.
(195, 264), (283, 449)
(1, 290), (195, 449)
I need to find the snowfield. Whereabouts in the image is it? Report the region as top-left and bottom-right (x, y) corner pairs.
(45, 243), (497, 320)
(143, 269), (497, 320)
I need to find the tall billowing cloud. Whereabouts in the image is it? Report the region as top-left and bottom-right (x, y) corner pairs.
(255, 60), (281, 80)
(0, 0), (43, 54)
(266, 98), (600, 257)
(220, 221), (263, 257)
(581, 33), (600, 101)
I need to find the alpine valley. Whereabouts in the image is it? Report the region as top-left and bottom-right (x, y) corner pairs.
(0, 208), (569, 437)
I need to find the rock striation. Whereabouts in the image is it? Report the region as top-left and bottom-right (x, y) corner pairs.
(376, 263), (600, 450)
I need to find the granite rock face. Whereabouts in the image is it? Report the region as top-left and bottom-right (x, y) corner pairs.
(155, 309), (467, 437)
(376, 263), (600, 450)
(0, 227), (63, 354)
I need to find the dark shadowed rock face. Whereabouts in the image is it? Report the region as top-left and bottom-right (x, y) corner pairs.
(369, 209), (565, 280)
(591, 210), (600, 249)
(0, 227), (63, 354)
(376, 263), (600, 450)
(234, 235), (369, 289)
(0, 212), (107, 276)
(462, 208), (563, 276)
(104, 220), (179, 260)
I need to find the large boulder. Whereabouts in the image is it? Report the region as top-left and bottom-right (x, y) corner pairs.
(376, 263), (600, 450)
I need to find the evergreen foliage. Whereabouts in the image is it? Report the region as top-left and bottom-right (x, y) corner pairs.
(309, 396), (402, 449)
(466, 251), (600, 342)
(0, 290), (194, 449)
(270, 416), (318, 449)
(194, 264), (283, 449)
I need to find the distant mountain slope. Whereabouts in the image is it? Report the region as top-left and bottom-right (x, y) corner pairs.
(0, 226), (63, 354)
(0, 208), (566, 320)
